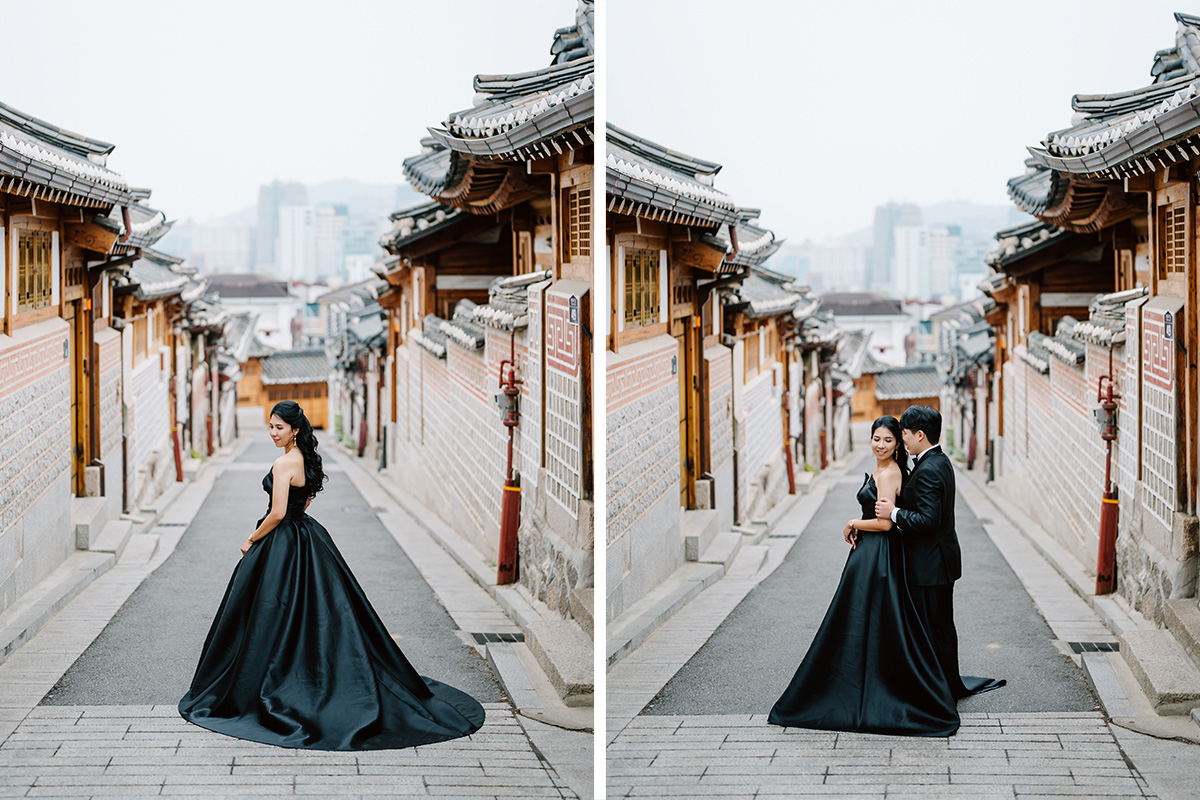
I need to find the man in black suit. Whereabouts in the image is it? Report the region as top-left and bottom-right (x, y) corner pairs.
(875, 405), (976, 698)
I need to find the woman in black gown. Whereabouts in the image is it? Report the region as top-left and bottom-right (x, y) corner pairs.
(179, 401), (485, 750)
(768, 415), (960, 737)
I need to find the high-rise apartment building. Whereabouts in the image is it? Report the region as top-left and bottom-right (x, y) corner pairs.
(871, 202), (922, 291)
(256, 181), (308, 270)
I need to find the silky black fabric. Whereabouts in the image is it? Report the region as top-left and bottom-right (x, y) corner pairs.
(178, 471), (485, 750)
(768, 474), (960, 737)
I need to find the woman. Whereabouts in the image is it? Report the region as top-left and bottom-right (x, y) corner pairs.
(767, 415), (960, 737)
(179, 401), (485, 750)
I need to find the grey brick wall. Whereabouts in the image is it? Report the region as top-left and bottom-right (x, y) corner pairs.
(0, 366), (71, 616)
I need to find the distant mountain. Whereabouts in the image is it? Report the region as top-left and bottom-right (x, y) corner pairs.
(223, 179), (425, 225)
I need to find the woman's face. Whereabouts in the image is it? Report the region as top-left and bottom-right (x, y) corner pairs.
(269, 415), (295, 448)
(871, 426), (897, 461)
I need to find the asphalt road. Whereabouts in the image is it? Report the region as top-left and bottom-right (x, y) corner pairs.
(644, 452), (1099, 716)
(44, 440), (502, 706)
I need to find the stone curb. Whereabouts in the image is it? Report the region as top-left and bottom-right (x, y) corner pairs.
(0, 440), (248, 672)
(330, 448), (595, 716)
(956, 464), (1200, 739)
(0, 551), (114, 669)
(605, 452), (857, 673)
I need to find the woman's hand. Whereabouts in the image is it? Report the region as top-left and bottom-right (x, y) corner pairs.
(240, 537), (254, 557)
(843, 520), (858, 549)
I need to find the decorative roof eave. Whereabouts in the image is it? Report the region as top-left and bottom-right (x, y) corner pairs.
(473, 269), (552, 330)
(1029, 92), (1200, 178)
(1013, 342), (1051, 374)
(1007, 166), (1068, 216)
(0, 101), (115, 158)
(404, 153), (534, 216)
(987, 220), (1075, 269)
(411, 322), (448, 358)
(429, 88), (593, 161)
(1031, 330), (1086, 366)
(380, 202), (466, 253)
(0, 111), (133, 208)
(1027, 177), (1135, 234)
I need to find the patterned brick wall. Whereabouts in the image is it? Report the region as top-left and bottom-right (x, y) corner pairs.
(388, 326), (531, 559)
(545, 288), (583, 517)
(707, 346), (733, 473)
(127, 354), (172, 507)
(0, 320), (71, 615)
(606, 337), (678, 547)
(96, 330), (122, 461)
(742, 368), (780, 486)
(1000, 345), (1125, 567)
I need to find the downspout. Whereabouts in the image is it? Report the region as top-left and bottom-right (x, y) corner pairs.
(119, 207), (132, 244)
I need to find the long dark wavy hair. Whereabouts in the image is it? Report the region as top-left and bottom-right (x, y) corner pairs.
(271, 400), (327, 499)
(871, 415), (909, 484)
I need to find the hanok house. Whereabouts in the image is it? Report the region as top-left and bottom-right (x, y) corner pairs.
(316, 278), (386, 451)
(601, 120), (842, 642)
(982, 11), (1200, 704)
(791, 310), (853, 467)
(238, 348), (330, 429)
(110, 248), (194, 510)
(718, 261), (821, 526)
(377, 2), (594, 657)
(0, 100), (200, 618)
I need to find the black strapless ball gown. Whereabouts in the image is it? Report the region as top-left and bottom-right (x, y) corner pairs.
(178, 471), (485, 750)
(768, 473), (961, 737)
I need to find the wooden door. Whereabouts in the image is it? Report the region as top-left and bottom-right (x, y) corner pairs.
(675, 317), (700, 508)
(65, 300), (90, 495)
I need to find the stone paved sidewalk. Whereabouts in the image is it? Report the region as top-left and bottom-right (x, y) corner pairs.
(0, 704), (571, 798)
(607, 711), (1156, 799)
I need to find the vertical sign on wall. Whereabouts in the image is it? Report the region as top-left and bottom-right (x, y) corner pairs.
(1141, 296), (1184, 531)
(545, 284), (584, 517)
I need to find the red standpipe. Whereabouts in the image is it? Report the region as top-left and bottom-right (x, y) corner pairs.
(782, 390), (796, 494)
(496, 331), (523, 585)
(1095, 345), (1121, 595)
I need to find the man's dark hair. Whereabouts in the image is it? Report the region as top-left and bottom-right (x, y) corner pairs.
(900, 405), (941, 444)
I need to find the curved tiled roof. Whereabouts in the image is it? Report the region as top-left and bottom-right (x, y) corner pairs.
(874, 365), (942, 401)
(1026, 13), (1200, 178)
(0, 101), (133, 207)
(259, 349), (330, 385)
(606, 123), (737, 227)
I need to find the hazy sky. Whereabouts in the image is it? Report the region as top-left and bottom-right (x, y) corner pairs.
(609, 2), (1194, 243)
(2, 0), (568, 222)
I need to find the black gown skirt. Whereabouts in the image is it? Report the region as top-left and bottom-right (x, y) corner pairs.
(768, 473), (961, 737)
(178, 472), (485, 750)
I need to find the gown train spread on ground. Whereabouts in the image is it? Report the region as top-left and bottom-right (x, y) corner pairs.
(179, 471), (485, 750)
(768, 473), (1002, 737)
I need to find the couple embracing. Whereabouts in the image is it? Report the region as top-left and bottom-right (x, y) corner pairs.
(768, 406), (1004, 737)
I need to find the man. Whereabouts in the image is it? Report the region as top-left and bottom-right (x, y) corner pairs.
(875, 405), (1002, 699)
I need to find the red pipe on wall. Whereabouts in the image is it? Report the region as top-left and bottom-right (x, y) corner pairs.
(1095, 345), (1120, 595)
(496, 330), (523, 585)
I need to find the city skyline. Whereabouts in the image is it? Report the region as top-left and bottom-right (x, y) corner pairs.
(610, 1), (1193, 243)
(0, 0), (568, 221)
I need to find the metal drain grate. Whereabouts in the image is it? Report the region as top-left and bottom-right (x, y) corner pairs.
(766, 534), (797, 539)
(471, 632), (524, 644)
(1067, 641), (1119, 654)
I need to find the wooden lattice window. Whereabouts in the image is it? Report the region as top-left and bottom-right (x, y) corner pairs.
(623, 248), (659, 329)
(567, 186), (591, 258)
(1160, 202), (1186, 278)
(16, 230), (52, 312)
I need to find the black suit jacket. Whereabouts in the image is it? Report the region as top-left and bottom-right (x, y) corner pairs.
(895, 447), (962, 587)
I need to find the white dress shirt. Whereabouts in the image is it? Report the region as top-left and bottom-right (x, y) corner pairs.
(889, 444), (941, 523)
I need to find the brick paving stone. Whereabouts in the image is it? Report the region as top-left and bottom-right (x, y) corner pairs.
(0, 705), (574, 799)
